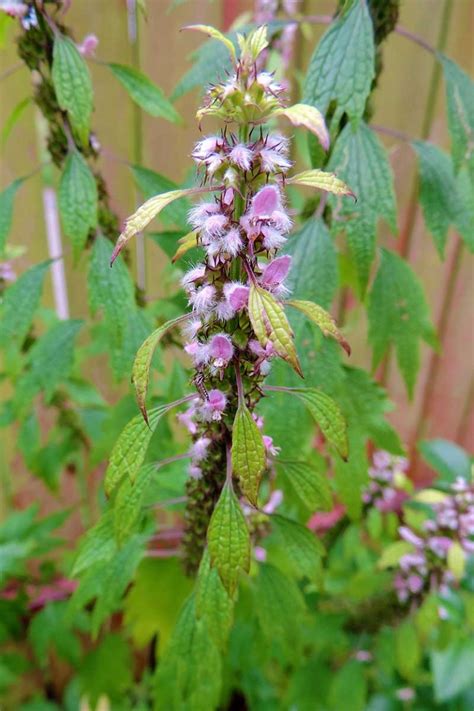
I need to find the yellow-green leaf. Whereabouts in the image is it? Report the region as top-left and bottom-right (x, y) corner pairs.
(286, 299), (351, 355)
(447, 542), (466, 580)
(275, 103), (329, 150)
(291, 387), (348, 459)
(195, 549), (234, 650)
(132, 314), (189, 423)
(378, 541), (413, 570)
(52, 34), (93, 146)
(105, 404), (168, 496)
(248, 284), (302, 377)
(288, 169), (355, 197)
(183, 25), (236, 63)
(207, 482), (250, 596)
(237, 25), (268, 61)
(172, 230), (198, 263)
(111, 186), (216, 264)
(231, 402), (266, 505)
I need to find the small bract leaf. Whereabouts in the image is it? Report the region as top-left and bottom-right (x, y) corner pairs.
(0, 177), (24, 256)
(207, 481), (250, 596)
(288, 169), (355, 197)
(105, 403), (170, 496)
(284, 387), (348, 459)
(52, 34), (93, 146)
(108, 63), (182, 124)
(231, 402), (266, 505)
(111, 186), (217, 264)
(248, 283), (302, 376)
(275, 103), (329, 150)
(286, 299), (351, 355)
(183, 25), (236, 63)
(132, 314), (189, 423)
(172, 231), (198, 263)
(58, 151), (98, 259)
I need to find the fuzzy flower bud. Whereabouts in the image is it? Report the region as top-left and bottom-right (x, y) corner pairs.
(189, 284), (217, 315)
(229, 143), (253, 171)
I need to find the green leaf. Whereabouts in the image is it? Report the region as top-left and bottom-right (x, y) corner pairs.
(271, 514), (324, 582)
(283, 387), (348, 459)
(132, 315), (188, 423)
(108, 63), (182, 124)
(131, 164), (190, 229)
(248, 283), (302, 376)
(0, 260), (51, 348)
(277, 459), (332, 512)
(58, 151), (98, 259)
(253, 563), (305, 645)
(1, 96), (31, 149)
(154, 595), (222, 711)
(418, 438), (471, 485)
(439, 54), (474, 179)
(328, 122), (397, 294)
(414, 140), (473, 255)
(368, 248), (436, 397)
(378, 541), (413, 569)
(0, 178), (24, 256)
(287, 169), (355, 197)
(113, 464), (153, 545)
(333, 419), (368, 520)
(395, 621), (420, 681)
(183, 24), (236, 63)
(28, 601), (86, 668)
(52, 34), (93, 146)
(195, 549), (234, 650)
(303, 0), (375, 123)
(329, 661), (367, 711)
(104, 403), (171, 496)
(207, 481), (250, 595)
(71, 511), (116, 577)
(78, 633), (133, 708)
(432, 637), (474, 701)
(231, 400), (266, 505)
(286, 299), (351, 355)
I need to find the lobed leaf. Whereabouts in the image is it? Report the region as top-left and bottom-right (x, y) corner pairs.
(287, 387), (348, 459)
(0, 260), (51, 347)
(58, 151), (98, 259)
(231, 401), (266, 505)
(112, 186), (215, 264)
(303, 0), (375, 123)
(275, 103), (329, 150)
(248, 283), (302, 376)
(277, 459), (332, 512)
(0, 177), (24, 256)
(52, 34), (93, 146)
(288, 169), (355, 197)
(207, 481), (250, 596)
(132, 314), (189, 423)
(286, 299), (351, 355)
(108, 63), (182, 124)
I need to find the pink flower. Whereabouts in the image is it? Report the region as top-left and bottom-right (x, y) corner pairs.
(407, 574), (424, 593)
(189, 464), (202, 480)
(263, 435), (280, 457)
(181, 264), (206, 291)
(208, 333), (234, 367)
(223, 187), (234, 206)
(201, 389), (227, 421)
(260, 148), (292, 173)
(399, 526), (424, 548)
(262, 489), (283, 514)
(220, 227), (243, 257)
(261, 225), (286, 250)
(181, 318), (201, 341)
(229, 144), (253, 171)
(192, 135), (221, 162)
(189, 284), (217, 314)
(188, 202), (221, 229)
(202, 213), (228, 238)
(254, 546), (267, 562)
(0, 1), (28, 17)
(190, 437), (211, 462)
(250, 185), (282, 218)
(260, 255), (292, 289)
(224, 282), (249, 311)
(78, 33), (99, 57)
(177, 404), (198, 435)
(184, 341), (209, 366)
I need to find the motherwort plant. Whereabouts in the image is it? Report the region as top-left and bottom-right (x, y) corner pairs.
(107, 25), (354, 587)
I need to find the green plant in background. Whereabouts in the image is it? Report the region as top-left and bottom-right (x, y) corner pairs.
(0, 1), (473, 710)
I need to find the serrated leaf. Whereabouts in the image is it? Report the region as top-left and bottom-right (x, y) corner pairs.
(112, 186), (215, 263)
(132, 164), (190, 230)
(253, 563), (305, 644)
(303, 0), (375, 123)
(132, 314), (189, 423)
(113, 465), (154, 545)
(195, 549), (234, 650)
(248, 283), (302, 376)
(58, 150), (98, 259)
(172, 230), (198, 262)
(271, 515), (324, 582)
(277, 460), (332, 512)
(275, 103), (329, 150)
(183, 24), (236, 63)
(108, 63), (182, 124)
(368, 248), (436, 397)
(328, 121), (397, 294)
(440, 54), (474, 178)
(287, 169), (354, 197)
(0, 177), (24, 256)
(414, 140), (474, 256)
(104, 403), (170, 496)
(333, 417), (368, 519)
(207, 481), (250, 595)
(72, 511), (116, 577)
(285, 387), (348, 459)
(231, 401), (266, 505)
(52, 34), (93, 146)
(0, 260), (50, 348)
(286, 299), (351, 355)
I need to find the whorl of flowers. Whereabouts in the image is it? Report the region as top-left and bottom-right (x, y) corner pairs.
(394, 477), (474, 608)
(363, 450), (410, 512)
(111, 25), (354, 576)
